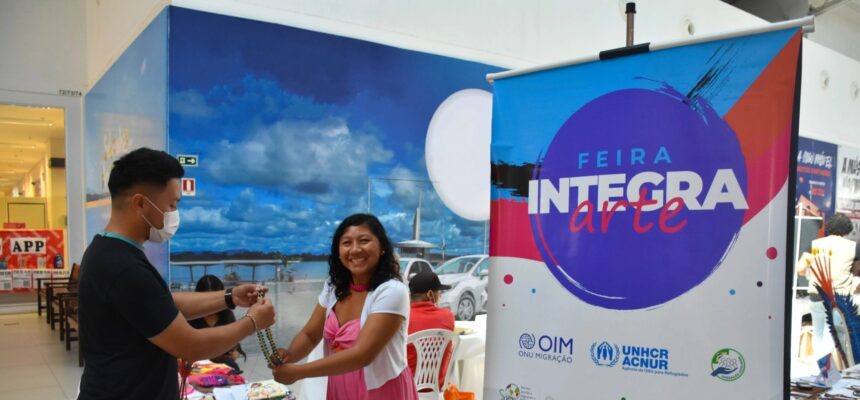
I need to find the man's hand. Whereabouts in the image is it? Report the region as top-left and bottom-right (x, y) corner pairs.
(232, 284), (268, 308)
(246, 298), (276, 331)
(273, 362), (302, 385)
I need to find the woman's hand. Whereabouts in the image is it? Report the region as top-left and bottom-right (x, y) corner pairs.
(274, 348), (290, 363)
(273, 363), (302, 385)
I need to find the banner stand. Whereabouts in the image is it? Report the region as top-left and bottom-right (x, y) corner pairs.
(486, 17), (810, 400)
(487, 16), (814, 84)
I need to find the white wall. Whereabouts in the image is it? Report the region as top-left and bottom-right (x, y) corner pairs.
(807, 4), (860, 63)
(0, 0), (87, 94)
(800, 39), (860, 148)
(85, 0), (169, 88)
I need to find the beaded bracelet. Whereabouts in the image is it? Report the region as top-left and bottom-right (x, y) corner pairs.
(244, 314), (258, 334)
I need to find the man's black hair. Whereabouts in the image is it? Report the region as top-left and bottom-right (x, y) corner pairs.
(107, 148), (184, 198)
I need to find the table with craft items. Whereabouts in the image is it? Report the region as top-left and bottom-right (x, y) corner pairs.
(792, 363), (860, 399)
(181, 360), (295, 400)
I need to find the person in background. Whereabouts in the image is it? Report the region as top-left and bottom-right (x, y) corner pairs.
(272, 213), (418, 400)
(77, 148), (276, 400)
(798, 213), (860, 357)
(188, 275), (249, 373)
(406, 270), (455, 390)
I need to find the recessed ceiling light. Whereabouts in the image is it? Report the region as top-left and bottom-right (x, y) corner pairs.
(0, 142), (37, 149)
(0, 117), (54, 127)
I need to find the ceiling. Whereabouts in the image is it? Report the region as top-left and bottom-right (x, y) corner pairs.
(725, 0), (860, 61)
(0, 104), (65, 192)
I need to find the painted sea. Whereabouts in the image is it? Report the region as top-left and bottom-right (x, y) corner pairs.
(170, 260), (330, 288)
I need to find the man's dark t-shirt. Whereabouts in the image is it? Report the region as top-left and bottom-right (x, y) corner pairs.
(77, 235), (179, 400)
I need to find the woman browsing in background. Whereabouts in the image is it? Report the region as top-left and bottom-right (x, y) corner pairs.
(272, 213), (418, 400)
(188, 275), (248, 373)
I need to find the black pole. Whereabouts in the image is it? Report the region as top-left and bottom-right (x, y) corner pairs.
(626, 2), (636, 47)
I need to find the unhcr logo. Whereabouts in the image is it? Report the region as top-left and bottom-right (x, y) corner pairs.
(590, 341), (620, 367)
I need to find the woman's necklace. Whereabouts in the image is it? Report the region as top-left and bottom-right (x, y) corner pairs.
(349, 282), (369, 292)
(255, 289), (284, 369)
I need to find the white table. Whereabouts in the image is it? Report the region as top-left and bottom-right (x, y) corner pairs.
(792, 363), (860, 399)
(452, 314), (487, 400)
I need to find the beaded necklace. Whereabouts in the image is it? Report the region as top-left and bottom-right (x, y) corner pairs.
(255, 289), (284, 369)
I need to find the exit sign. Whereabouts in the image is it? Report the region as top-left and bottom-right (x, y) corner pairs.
(177, 154), (199, 167)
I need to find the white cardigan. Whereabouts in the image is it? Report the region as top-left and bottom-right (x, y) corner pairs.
(318, 279), (410, 390)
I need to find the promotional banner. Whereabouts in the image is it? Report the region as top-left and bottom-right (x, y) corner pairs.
(796, 137), (838, 217)
(487, 26), (802, 399)
(836, 145), (860, 242)
(0, 229), (66, 269)
(0, 229), (66, 291)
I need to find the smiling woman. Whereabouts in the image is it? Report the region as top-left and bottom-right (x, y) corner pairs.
(272, 214), (419, 399)
(328, 214), (401, 300)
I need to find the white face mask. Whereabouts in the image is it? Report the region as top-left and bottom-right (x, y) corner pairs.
(140, 196), (180, 243)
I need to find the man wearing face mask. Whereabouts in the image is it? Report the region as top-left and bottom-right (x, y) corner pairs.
(77, 148), (276, 400)
(406, 270), (454, 390)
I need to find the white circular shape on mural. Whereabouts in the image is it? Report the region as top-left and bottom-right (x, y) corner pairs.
(425, 89), (492, 221)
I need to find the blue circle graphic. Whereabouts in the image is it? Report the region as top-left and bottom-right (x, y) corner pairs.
(531, 86), (746, 310)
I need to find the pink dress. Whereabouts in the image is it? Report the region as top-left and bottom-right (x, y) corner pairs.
(324, 310), (418, 400)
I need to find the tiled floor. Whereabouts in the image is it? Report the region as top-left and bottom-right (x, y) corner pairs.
(0, 313), (300, 400)
(0, 313), (81, 399)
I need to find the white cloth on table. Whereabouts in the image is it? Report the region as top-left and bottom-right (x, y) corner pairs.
(452, 314), (487, 399)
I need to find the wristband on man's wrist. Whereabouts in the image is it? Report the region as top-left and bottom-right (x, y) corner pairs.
(224, 288), (236, 310)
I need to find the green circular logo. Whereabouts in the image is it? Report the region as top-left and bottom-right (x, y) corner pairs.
(710, 348), (745, 382)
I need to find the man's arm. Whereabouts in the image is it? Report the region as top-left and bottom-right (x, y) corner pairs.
(150, 298), (275, 361)
(172, 291), (227, 320)
(172, 284), (266, 320)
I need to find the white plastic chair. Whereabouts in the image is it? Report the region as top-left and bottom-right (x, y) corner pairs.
(408, 329), (461, 399)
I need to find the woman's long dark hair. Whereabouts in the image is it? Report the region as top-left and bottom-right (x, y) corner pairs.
(189, 275), (246, 361)
(329, 214), (401, 300)
(195, 274), (226, 292)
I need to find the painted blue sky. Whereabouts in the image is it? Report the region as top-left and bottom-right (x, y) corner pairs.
(167, 7), (501, 256)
